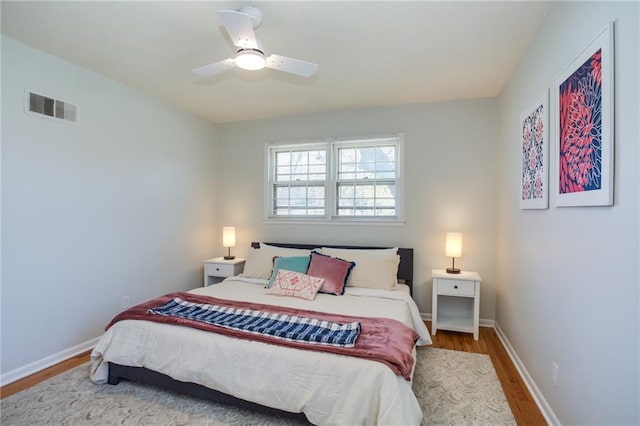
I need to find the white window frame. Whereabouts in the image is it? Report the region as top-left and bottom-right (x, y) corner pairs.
(264, 134), (404, 224)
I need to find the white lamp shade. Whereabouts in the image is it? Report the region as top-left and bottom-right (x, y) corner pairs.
(222, 227), (236, 248)
(445, 232), (462, 258)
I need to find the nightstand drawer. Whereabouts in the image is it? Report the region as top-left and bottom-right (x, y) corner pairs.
(205, 262), (238, 277)
(437, 279), (475, 297)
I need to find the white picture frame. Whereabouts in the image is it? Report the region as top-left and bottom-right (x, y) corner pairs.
(553, 22), (614, 207)
(519, 91), (549, 210)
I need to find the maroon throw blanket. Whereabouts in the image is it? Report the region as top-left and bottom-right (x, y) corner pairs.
(107, 292), (419, 380)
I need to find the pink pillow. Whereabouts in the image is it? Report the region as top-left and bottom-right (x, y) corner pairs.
(306, 251), (355, 296)
(265, 269), (325, 300)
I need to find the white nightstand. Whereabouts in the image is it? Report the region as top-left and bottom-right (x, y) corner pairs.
(432, 269), (482, 340)
(203, 257), (246, 286)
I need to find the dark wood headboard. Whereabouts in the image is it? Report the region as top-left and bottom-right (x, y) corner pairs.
(251, 242), (414, 294)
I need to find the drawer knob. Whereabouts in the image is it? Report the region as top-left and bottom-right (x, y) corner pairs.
(454, 285), (458, 289)
(216, 267), (220, 271)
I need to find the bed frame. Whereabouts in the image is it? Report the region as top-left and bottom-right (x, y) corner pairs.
(107, 243), (414, 421)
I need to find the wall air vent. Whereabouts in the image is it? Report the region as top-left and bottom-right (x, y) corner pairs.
(25, 90), (78, 124)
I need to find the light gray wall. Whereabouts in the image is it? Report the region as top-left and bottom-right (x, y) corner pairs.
(1, 37), (220, 375)
(217, 99), (500, 316)
(496, 2), (639, 424)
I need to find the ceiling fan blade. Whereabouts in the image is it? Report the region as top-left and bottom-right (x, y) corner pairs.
(217, 10), (258, 49)
(192, 58), (236, 77)
(265, 54), (319, 77)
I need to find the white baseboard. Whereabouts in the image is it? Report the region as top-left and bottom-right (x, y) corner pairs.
(1, 336), (100, 386)
(494, 323), (561, 426)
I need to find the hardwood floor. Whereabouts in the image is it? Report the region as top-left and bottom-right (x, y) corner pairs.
(1, 325), (547, 425)
(427, 322), (547, 425)
(0, 351), (90, 399)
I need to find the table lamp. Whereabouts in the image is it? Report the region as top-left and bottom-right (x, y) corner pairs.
(445, 232), (462, 274)
(222, 226), (236, 260)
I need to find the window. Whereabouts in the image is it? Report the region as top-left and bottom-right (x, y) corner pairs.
(266, 135), (403, 222)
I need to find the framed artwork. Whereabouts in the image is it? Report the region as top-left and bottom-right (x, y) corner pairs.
(553, 22), (614, 207)
(520, 91), (549, 209)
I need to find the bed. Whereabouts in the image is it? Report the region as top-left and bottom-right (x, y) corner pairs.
(91, 242), (431, 425)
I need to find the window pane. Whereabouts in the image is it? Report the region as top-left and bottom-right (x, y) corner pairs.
(375, 184), (395, 197)
(336, 181), (396, 217)
(357, 147), (376, 162)
(376, 198), (395, 207)
(277, 166), (291, 175)
(376, 161), (395, 172)
(308, 186), (325, 198)
(355, 185), (374, 198)
(277, 152), (291, 166)
(275, 147), (326, 184)
(272, 183), (325, 217)
(291, 151), (307, 165)
(290, 187), (306, 198)
(376, 146), (395, 161)
(355, 198), (374, 207)
(339, 185), (354, 198)
(309, 150), (326, 165)
(340, 148), (356, 163)
(291, 164), (309, 175)
(375, 171), (396, 179)
(339, 163), (355, 173)
(309, 165), (325, 174)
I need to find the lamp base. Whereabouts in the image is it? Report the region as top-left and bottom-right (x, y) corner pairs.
(446, 267), (461, 274)
(223, 255), (235, 260)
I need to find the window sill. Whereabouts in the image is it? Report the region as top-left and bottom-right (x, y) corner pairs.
(263, 219), (405, 226)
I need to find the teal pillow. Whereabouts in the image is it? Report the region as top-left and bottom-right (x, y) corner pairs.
(267, 256), (311, 287)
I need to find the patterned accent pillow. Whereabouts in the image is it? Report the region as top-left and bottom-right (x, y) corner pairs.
(265, 269), (325, 300)
(307, 251), (355, 295)
(267, 256), (311, 288)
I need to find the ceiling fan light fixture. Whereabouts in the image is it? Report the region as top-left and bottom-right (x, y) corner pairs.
(235, 49), (265, 70)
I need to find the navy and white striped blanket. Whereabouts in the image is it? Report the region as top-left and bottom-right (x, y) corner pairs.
(148, 297), (360, 348)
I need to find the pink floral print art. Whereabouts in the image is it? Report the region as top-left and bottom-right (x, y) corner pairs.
(521, 104), (546, 201)
(558, 49), (602, 194)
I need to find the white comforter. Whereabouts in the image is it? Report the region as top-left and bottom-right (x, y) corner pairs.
(91, 277), (432, 425)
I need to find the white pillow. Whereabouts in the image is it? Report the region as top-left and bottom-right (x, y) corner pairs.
(317, 247), (400, 291)
(240, 244), (313, 279)
(240, 247), (277, 280)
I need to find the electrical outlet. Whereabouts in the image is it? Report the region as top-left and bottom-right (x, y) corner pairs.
(552, 361), (559, 387)
(122, 296), (130, 308)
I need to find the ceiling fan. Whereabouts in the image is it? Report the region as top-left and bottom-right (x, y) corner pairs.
(192, 6), (319, 78)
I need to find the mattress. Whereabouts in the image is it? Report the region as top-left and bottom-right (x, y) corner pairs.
(91, 277), (431, 425)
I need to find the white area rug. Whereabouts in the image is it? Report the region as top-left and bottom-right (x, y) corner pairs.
(1, 347), (515, 425)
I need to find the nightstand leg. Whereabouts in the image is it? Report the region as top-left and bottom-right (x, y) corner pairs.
(473, 283), (480, 340)
(432, 286), (438, 336)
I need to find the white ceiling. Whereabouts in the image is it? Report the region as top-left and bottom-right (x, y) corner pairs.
(1, 1), (552, 123)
